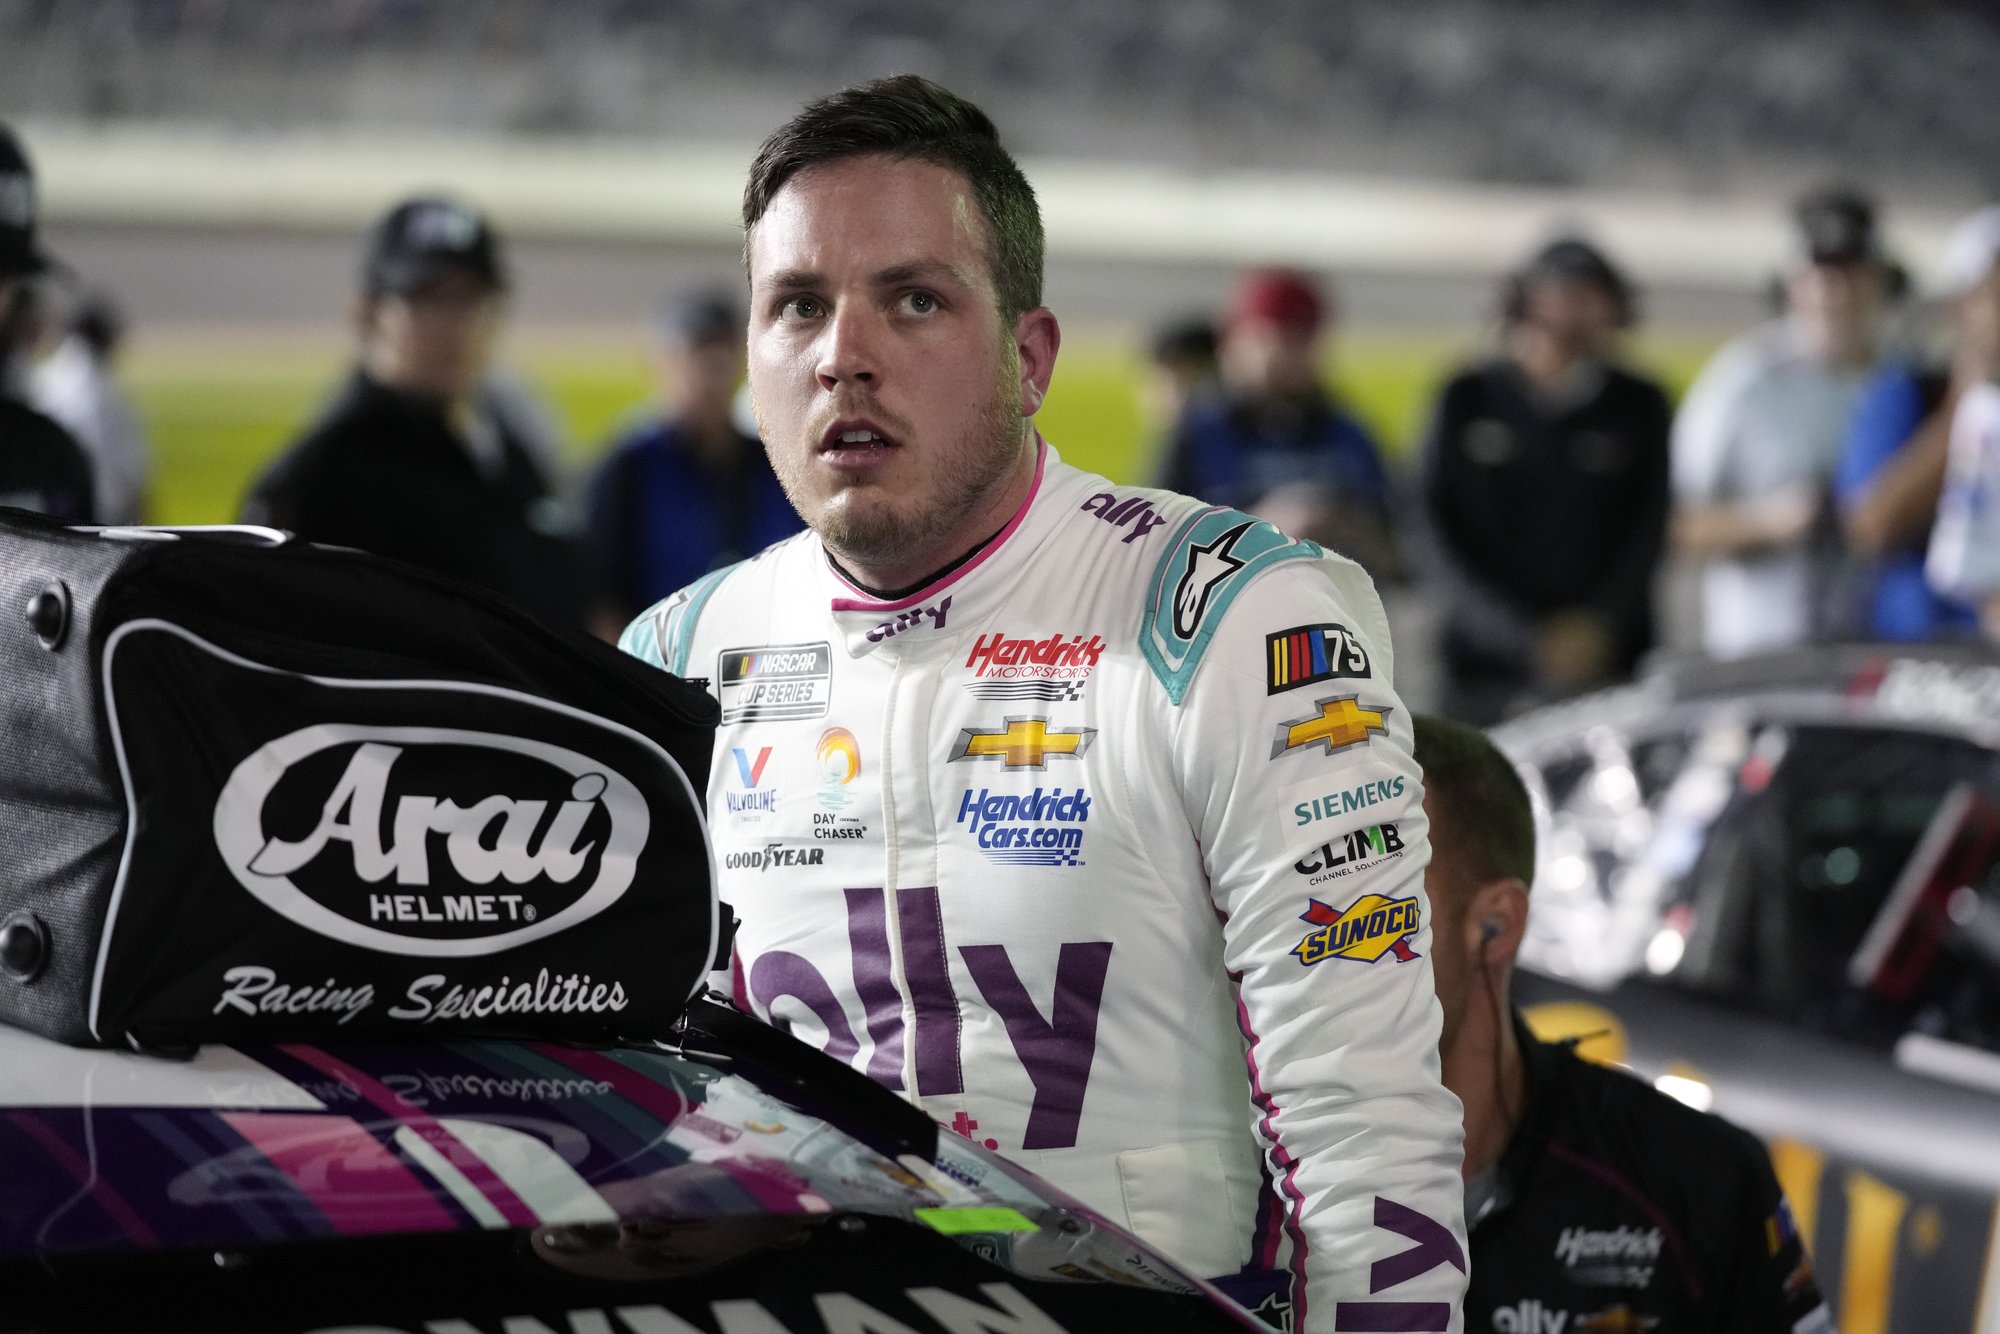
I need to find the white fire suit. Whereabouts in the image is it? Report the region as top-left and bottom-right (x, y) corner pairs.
(622, 443), (1467, 1331)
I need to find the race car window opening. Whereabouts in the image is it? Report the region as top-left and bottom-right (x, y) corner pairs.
(1667, 725), (2000, 1057)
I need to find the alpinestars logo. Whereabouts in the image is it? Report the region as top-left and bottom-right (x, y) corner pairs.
(963, 631), (1105, 702)
(213, 726), (649, 958)
(1173, 522), (1250, 639)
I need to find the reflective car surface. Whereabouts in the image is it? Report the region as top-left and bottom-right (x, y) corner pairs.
(1, 996), (1257, 1333)
(1495, 644), (2000, 1334)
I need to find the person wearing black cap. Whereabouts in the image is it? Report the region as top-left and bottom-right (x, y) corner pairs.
(1420, 236), (1672, 724)
(242, 194), (587, 629)
(1672, 186), (1903, 658)
(579, 288), (799, 636)
(0, 122), (95, 524)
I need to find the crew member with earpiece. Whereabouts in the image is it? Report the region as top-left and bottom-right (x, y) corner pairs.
(1412, 715), (1834, 1332)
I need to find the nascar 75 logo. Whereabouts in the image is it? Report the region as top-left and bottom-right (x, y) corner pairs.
(1292, 893), (1421, 966)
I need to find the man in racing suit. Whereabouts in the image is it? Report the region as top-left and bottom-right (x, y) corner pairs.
(623, 75), (1467, 1332)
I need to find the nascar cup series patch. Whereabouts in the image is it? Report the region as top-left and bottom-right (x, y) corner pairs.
(1291, 893), (1421, 966)
(1266, 622), (1371, 694)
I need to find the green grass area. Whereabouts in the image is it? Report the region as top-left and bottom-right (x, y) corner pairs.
(126, 332), (1719, 525)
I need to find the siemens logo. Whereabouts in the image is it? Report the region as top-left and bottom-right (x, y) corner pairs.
(1293, 774), (1406, 828)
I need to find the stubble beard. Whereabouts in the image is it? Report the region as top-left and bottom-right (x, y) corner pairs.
(771, 353), (1030, 576)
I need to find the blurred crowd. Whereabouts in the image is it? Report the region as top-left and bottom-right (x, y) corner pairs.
(7, 111), (2000, 727)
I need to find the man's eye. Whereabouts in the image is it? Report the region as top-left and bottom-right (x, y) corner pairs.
(902, 291), (939, 314)
(783, 296), (823, 319)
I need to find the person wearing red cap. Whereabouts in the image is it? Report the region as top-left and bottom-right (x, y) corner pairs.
(1155, 268), (1398, 577)
(0, 121), (95, 524)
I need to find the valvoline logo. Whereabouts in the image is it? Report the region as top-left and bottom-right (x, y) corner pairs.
(1291, 893), (1421, 966)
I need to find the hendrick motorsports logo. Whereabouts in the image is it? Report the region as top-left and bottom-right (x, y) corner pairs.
(963, 630), (1104, 702)
(213, 725), (649, 958)
(1291, 892), (1420, 966)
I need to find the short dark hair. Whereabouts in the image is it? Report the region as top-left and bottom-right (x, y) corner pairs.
(1412, 715), (1537, 893)
(741, 75), (1044, 324)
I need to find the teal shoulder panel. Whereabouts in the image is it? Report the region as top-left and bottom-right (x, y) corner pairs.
(1139, 507), (1322, 705)
(623, 562), (740, 678)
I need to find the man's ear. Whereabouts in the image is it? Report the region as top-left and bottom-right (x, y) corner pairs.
(1471, 878), (1531, 967)
(1014, 306), (1061, 417)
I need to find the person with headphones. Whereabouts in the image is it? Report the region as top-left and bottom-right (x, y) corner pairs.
(1412, 714), (1834, 1333)
(1420, 237), (1673, 724)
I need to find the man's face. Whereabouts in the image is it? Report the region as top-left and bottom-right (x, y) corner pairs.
(659, 335), (744, 420)
(1420, 791), (1476, 1055)
(364, 266), (503, 401)
(1958, 261), (2000, 367)
(745, 154), (1047, 572)
(1786, 258), (1886, 356)
(1221, 319), (1321, 398)
(1521, 274), (1620, 355)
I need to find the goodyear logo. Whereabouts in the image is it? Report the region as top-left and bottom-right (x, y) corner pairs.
(1271, 695), (1390, 760)
(1291, 893), (1421, 966)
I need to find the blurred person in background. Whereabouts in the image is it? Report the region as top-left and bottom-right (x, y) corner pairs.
(1924, 360), (2000, 637)
(1414, 714), (1834, 1334)
(1421, 238), (1671, 725)
(1141, 315), (1220, 434)
(1835, 206), (2000, 642)
(1672, 186), (1904, 658)
(580, 289), (798, 639)
(1155, 268), (1399, 577)
(242, 194), (587, 629)
(32, 292), (153, 526)
(0, 121), (94, 523)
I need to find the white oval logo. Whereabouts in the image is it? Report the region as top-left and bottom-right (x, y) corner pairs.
(213, 724), (650, 957)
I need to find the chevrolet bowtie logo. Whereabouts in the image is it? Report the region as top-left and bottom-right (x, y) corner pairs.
(1271, 695), (1391, 759)
(950, 717), (1097, 769)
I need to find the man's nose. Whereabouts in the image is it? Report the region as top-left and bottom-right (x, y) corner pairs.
(816, 303), (879, 392)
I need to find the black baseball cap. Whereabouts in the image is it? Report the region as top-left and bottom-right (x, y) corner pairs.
(361, 195), (507, 296)
(654, 289), (741, 345)
(0, 122), (57, 282)
(1792, 186), (1886, 267)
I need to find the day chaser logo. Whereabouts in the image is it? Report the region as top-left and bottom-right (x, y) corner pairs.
(717, 642), (831, 723)
(813, 727), (868, 840)
(1173, 522), (1250, 639)
(956, 787), (1090, 866)
(1294, 821), (1405, 885)
(1291, 893), (1420, 966)
(1271, 695), (1390, 760)
(213, 725), (648, 957)
(726, 745), (777, 820)
(1267, 622), (1372, 694)
(963, 631), (1104, 702)
(949, 717), (1096, 769)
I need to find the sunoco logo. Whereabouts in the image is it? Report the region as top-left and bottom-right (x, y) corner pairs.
(213, 724), (649, 957)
